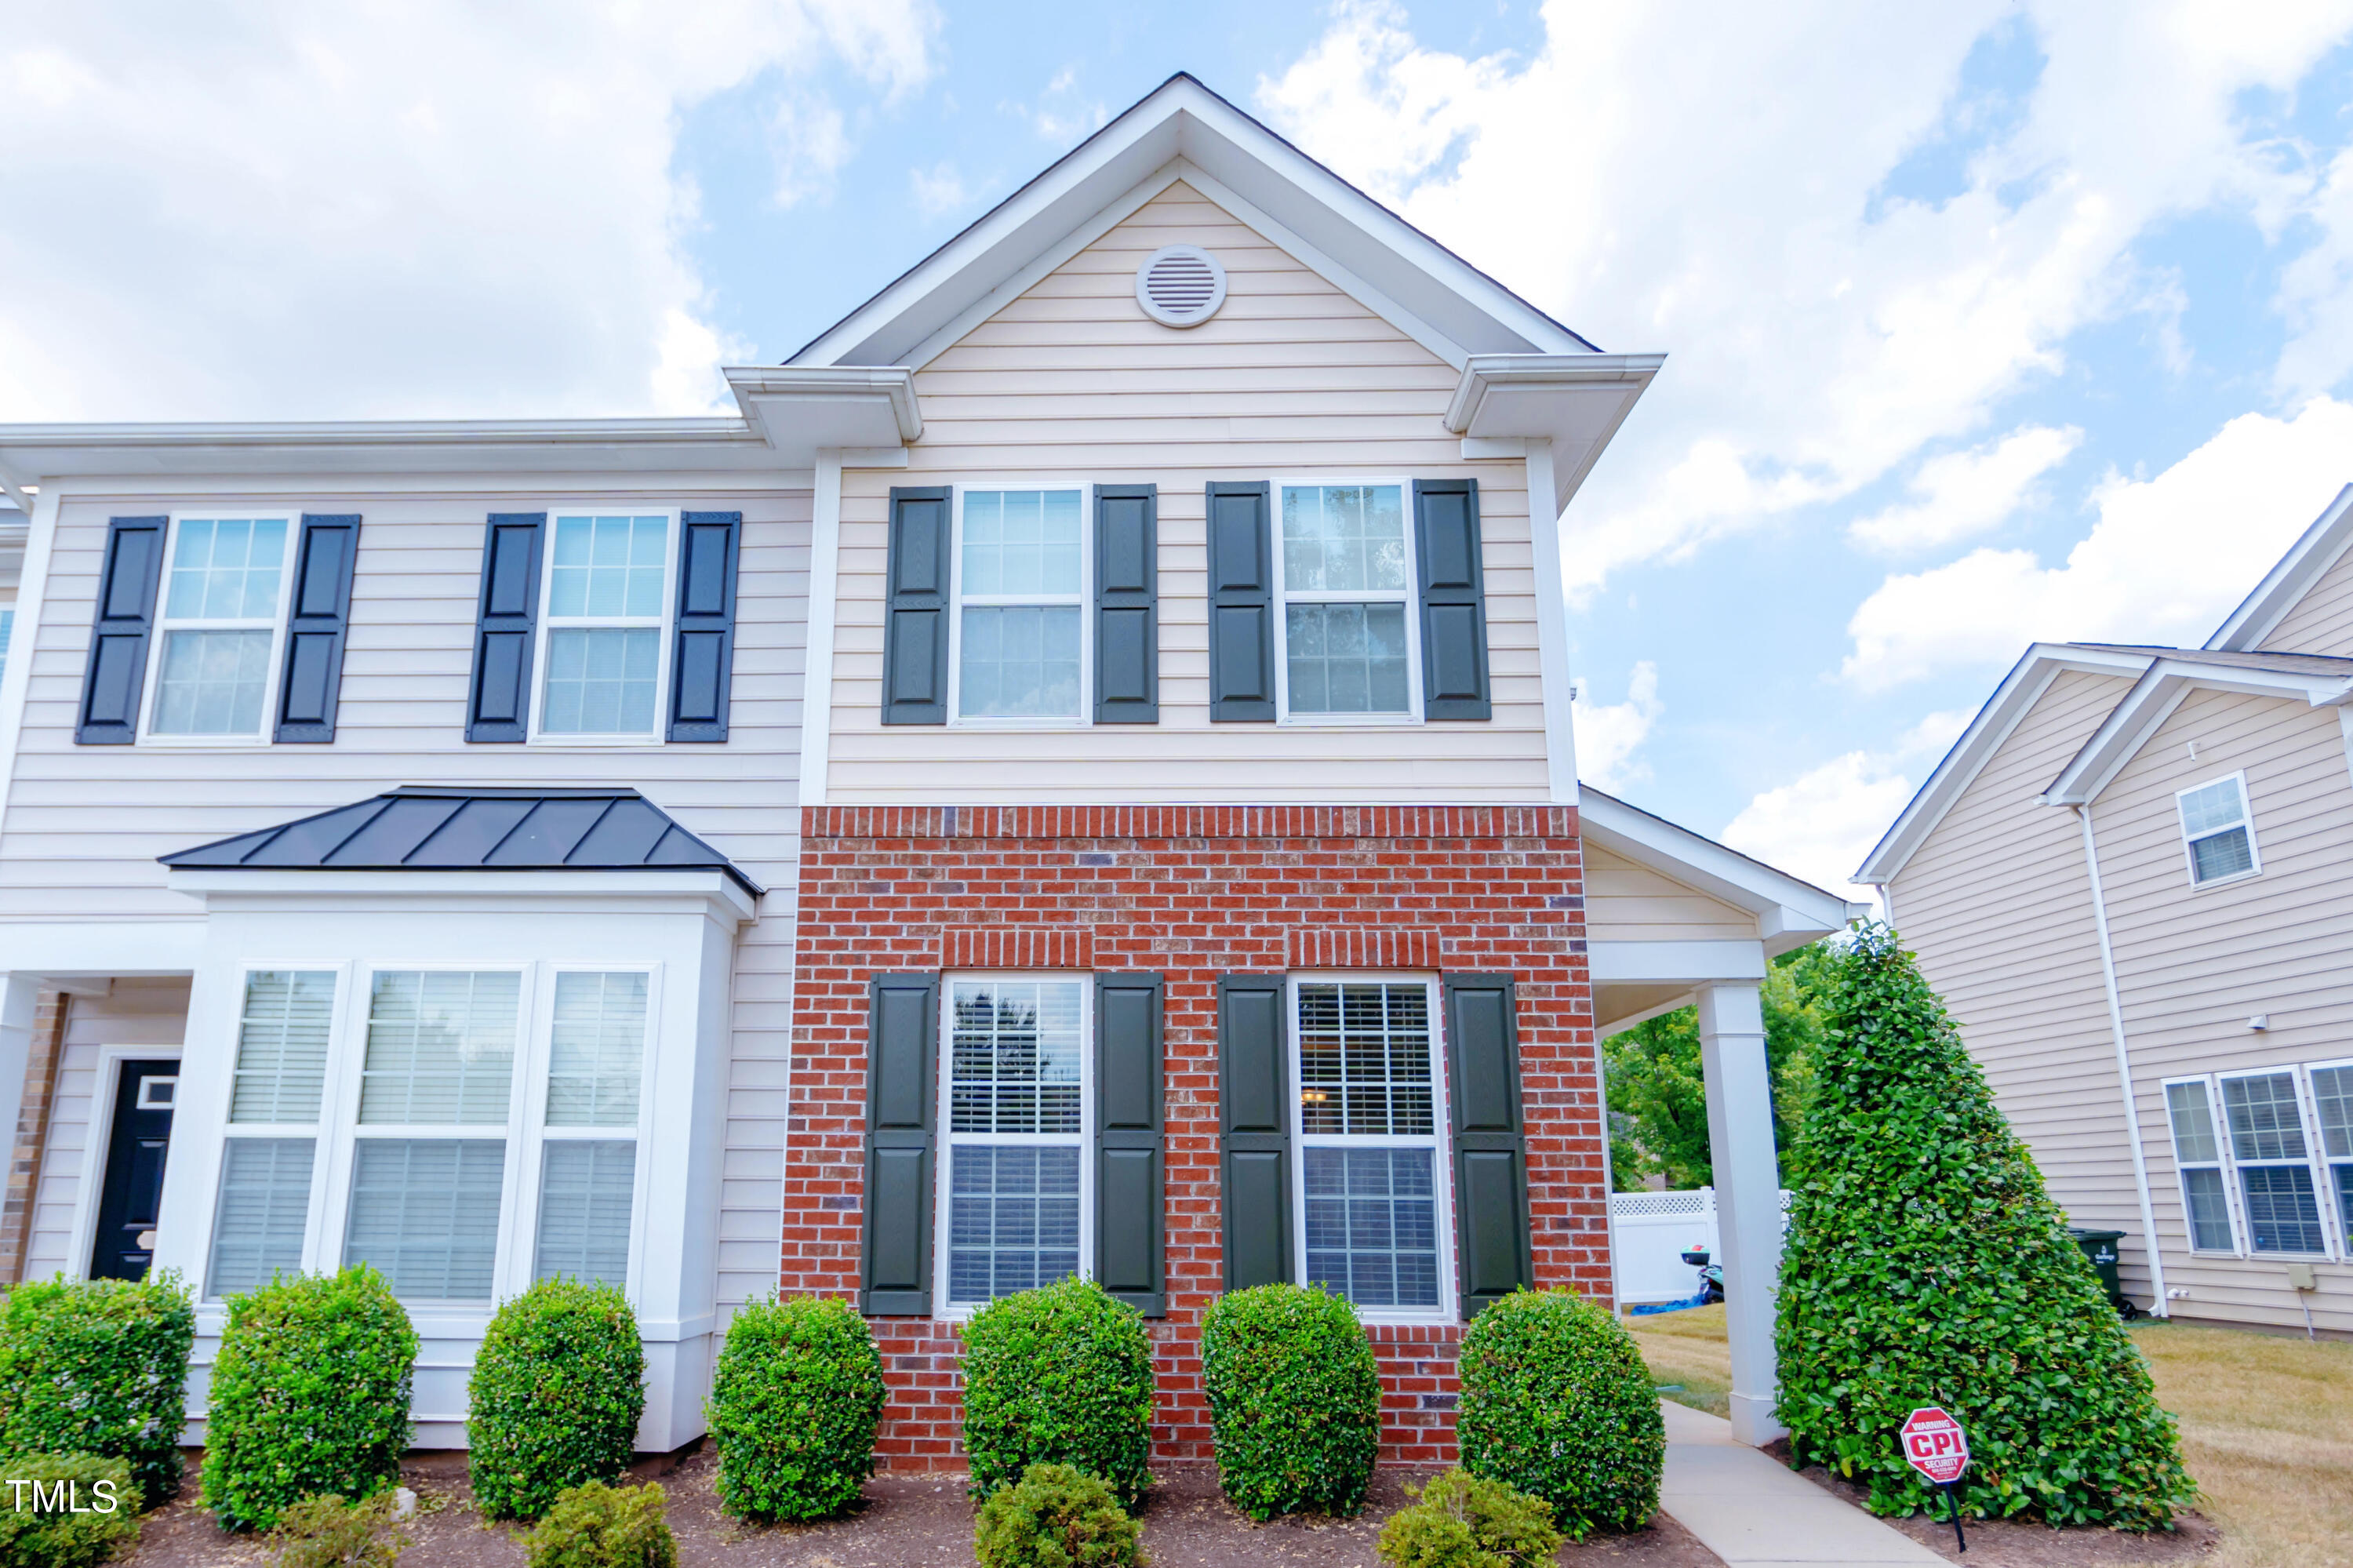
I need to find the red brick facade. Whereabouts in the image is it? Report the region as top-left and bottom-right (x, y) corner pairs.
(784, 805), (1606, 1469)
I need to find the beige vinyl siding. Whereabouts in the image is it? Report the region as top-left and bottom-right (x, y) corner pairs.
(1584, 846), (1754, 942)
(826, 181), (1550, 803)
(2085, 686), (2353, 1333)
(22, 978), (188, 1281)
(2, 486), (808, 1308)
(2257, 540), (2353, 654)
(1887, 669), (2151, 1286)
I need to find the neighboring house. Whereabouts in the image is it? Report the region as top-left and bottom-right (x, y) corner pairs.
(1860, 489), (2353, 1337)
(0, 74), (1854, 1461)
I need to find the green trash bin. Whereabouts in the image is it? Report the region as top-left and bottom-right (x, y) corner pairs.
(2068, 1228), (2138, 1318)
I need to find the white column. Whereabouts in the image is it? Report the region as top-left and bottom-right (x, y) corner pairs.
(0, 975), (37, 1253)
(1697, 978), (1786, 1445)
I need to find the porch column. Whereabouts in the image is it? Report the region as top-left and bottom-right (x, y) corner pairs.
(0, 974), (35, 1174)
(1697, 979), (1786, 1446)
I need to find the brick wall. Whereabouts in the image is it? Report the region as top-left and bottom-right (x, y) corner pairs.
(786, 805), (1605, 1468)
(1, 991), (70, 1286)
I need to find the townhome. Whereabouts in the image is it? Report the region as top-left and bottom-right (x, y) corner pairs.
(0, 75), (1854, 1462)
(1860, 489), (2353, 1337)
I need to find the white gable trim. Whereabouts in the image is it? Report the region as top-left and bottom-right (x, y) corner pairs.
(2206, 482), (2353, 651)
(1579, 788), (1863, 955)
(2040, 657), (2353, 806)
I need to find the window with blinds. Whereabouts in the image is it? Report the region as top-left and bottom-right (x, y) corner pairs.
(547, 971), (647, 1125)
(535, 970), (651, 1290)
(231, 970), (336, 1122)
(2176, 774), (2260, 886)
(2314, 1060), (2353, 1246)
(359, 970), (519, 1125)
(535, 1140), (635, 1286)
(344, 1137), (507, 1299)
(943, 978), (1088, 1308)
(206, 1137), (315, 1297)
(2164, 1078), (2236, 1252)
(2220, 1071), (2327, 1255)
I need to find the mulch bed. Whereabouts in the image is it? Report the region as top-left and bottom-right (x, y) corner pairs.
(1764, 1441), (2220, 1568)
(129, 1449), (1726, 1566)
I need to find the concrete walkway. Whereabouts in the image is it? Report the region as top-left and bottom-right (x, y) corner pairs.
(1659, 1402), (1947, 1567)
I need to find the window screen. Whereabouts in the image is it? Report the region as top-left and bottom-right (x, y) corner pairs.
(231, 970), (336, 1123)
(1280, 485), (1411, 716)
(956, 489), (1083, 719)
(943, 977), (1087, 1307)
(343, 1137), (505, 1299)
(547, 972), (648, 1126)
(2312, 1063), (2353, 1243)
(205, 1137), (315, 1297)
(534, 1139), (635, 1286)
(359, 970), (520, 1125)
(2220, 1072), (2326, 1254)
(2178, 777), (2256, 884)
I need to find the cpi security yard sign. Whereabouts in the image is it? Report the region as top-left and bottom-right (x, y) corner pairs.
(1900, 1406), (1970, 1552)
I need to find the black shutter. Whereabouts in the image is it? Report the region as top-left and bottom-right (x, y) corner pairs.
(1218, 974), (1292, 1290)
(667, 510), (740, 743)
(1415, 479), (1491, 720)
(1206, 482), (1275, 722)
(1093, 486), (1158, 724)
(464, 513), (545, 743)
(882, 487), (950, 724)
(1094, 973), (1166, 1315)
(75, 516), (169, 745)
(1443, 974), (1533, 1316)
(274, 514), (361, 744)
(862, 973), (939, 1315)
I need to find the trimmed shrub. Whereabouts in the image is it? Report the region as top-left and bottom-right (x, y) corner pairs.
(707, 1295), (885, 1522)
(469, 1279), (648, 1522)
(0, 1271), (196, 1506)
(1375, 1468), (1563, 1568)
(1776, 925), (2194, 1526)
(973, 1463), (1144, 1568)
(1455, 1289), (1662, 1538)
(524, 1480), (676, 1568)
(200, 1266), (420, 1532)
(0, 1453), (140, 1568)
(962, 1279), (1155, 1508)
(1198, 1283), (1379, 1521)
(267, 1493), (405, 1568)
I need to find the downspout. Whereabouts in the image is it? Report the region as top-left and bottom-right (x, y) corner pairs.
(2075, 803), (2169, 1316)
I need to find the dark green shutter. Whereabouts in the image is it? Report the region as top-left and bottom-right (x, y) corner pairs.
(1094, 973), (1165, 1315)
(1093, 486), (1158, 723)
(1415, 479), (1491, 720)
(1206, 482), (1275, 721)
(667, 510), (740, 742)
(274, 514), (360, 744)
(1218, 974), (1292, 1290)
(882, 487), (950, 724)
(862, 973), (939, 1315)
(464, 513), (545, 743)
(1443, 973), (1533, 1315)
(75, 516), (168, 744)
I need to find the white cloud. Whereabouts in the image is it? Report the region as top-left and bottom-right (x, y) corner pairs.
(769, 93), (856, 209)
(1573, 661), (1662, 791)
(0, 0), (937, 422)
(1258, 2), (2353, 600)
(910, 160), (972, 216)
(1012, 67), (1108, 144)
(1843, 397), (2353, 688)
(1719, 708), (1971, 897)
(1848, 424), (2082, 552)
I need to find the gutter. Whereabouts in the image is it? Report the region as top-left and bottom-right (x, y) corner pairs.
(2074, 804), (2170, 1317)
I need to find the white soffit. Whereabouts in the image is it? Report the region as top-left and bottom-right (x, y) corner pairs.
(2206, 483), (2353, 652)
(2040, 656), (2353, 806)
(1579, 787), (1864, 952)
(1446, 354), (1664, 514)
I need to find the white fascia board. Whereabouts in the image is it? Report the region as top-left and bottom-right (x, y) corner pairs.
(0, 418), (795, 481)
(2206, 483), (2353, 651)
(165, 868), (757, 925)
(1578, 788), (1859, 940)
(2040, 658), (2353, 806)
(1853, 643), (2155, 885)
(723, 366), (921, 463)
(1446, 354), (1666, 514)
(0, 919), (208, 975)
(1587, 939), (1769, 984)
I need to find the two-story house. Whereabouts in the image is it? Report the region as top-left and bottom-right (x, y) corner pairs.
(0, 75), (1853, 1462)
(1860, 488), (2353, 1338)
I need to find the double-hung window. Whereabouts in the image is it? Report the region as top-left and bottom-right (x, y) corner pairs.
(145, 515), (296, 740)
(537, 513), (674, 740)
(2162, 1077), (2236, 1253)
(533, 970), (649, 1287)
(2311, 1059), (2353, 1246)
(1290, 977), (1453, 1318)
(937, 976), (1090, 1311)
(1275, 482), (1418, 720)
(2217, 1069), (2329, 1256)
(207, 970), (340, 1297)
(951, 488), (1088, 722)
(2177, 773), (2259, 886)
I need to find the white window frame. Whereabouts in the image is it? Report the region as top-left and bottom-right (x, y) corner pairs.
(933, 971), (1096, 1320)
(1271, 477), (1424, 727)
(2175, 770), (2261, 889)
(137, 511), (300, 747)
(513, 964), (660, 1294)
(2212, 1064), (2336, 1261)
(946, 483), (1093, 729)
(2308, 1053), (2353, 1261)
(529, 508), (681, 747)
(2160, 1073), (2242, 1256)
(1286, 971), (1457, 1325)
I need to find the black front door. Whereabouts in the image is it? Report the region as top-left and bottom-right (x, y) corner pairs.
(89, 1060), (177, 1281)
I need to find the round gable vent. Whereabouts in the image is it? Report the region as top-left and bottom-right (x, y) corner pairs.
(1136, 245), (1227, 328)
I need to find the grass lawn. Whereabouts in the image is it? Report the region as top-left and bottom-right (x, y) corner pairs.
(1624, 1305), (2353, 1568)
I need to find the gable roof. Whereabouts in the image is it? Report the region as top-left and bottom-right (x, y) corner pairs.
(1580, 786), (1866, 952)
(2205, 483), (2353, 651)
(161, 786), (762, 894)
(2041, 649), (2353, 806)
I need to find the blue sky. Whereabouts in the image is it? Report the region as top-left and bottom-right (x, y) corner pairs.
(9, 2), (2353, 893)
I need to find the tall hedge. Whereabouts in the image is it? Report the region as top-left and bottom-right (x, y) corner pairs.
(200, 1267), (420, 1532)
(469, 1278), (648, 1521)
(0, 1271), (196, 1507)
(1775, 925), (2193, 1526)
(1199, 1283), (1380, 1520)
(707, 1295), (886, 1522)
(960, 1278), (1155, 1508)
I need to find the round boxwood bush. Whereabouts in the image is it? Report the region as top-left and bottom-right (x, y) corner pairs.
(0, 1453), (141, 1568)
(1455, 1289), (1662, 1538)
(199, 1265), (419, 1532)
(0, 1271), (195, 1507)
(973, 1462), (1143, 1568)
(1376, 1467), (1562, 1568)
(524, 1479), (676, 1568)
(1198, 1282), (1380, 1520)
(707, 1295), (886, 1522)
(1777, 925), (2193, 1526)
(468, 1278), (648, 1522)
(961, 1277), (1155, 1508)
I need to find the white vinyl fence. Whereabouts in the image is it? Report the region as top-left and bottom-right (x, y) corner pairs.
(1610, 1188), (1792, 1305)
